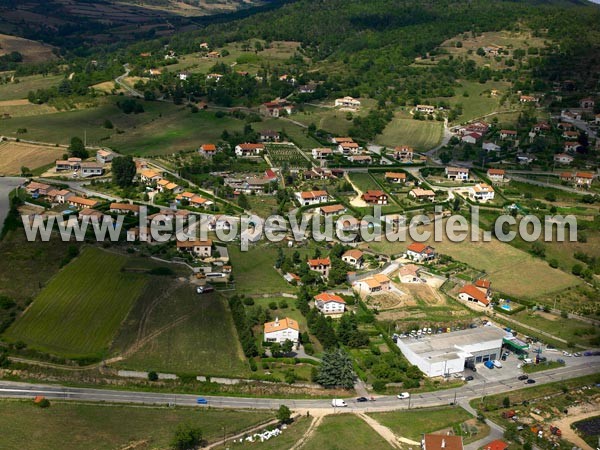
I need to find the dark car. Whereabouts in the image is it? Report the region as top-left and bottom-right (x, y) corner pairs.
(518, 375), (529, 381)
(526, 379), (536, 384)
(356, 397), (368, 403)
(465, 375), (474, 381)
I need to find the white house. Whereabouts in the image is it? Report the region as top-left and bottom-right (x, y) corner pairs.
(393, 145), (414, 161)
(80, 162), (104, 178)
(416, 104), (435, 114)
(482, 142), (501, 153)
(352, 274), (391, 295)
(398, 264), (421, 283)
(235, 143), (265, 157)
(499, 130), (517, 140)
(461, 132), (482, 144)
(554, 153), (574, 165)
(342, 249), (364, 268)
(486, 168), (505, 183)
(308, 257), (331, 279)
(312, 148), (333, 159)
(176, 239), (212, 258)
(263, 317), (300, 345)
(469, 183), (495, 202)
(96, 149), (114, 164)
(314, 292), (346, 317)
(140, 169), (162, 184)
(295, 190), (328, 206)
(385, 172), (407, 183)
(458, 284), (490, 307)
(320, 204), (346, 217)
(445, 167), (469, 181)
(409, 188), (436, 202)
(334, 96), (361, 109)
(406, 242), (435, 261)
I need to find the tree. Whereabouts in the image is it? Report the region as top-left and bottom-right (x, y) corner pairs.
(148, 371), (159, 381)
(69, 137), (88, 159)
(315, 348), (355, 389)
(171, 423), (203, 450)
(502, 396), (510, 408)
(238, 192), (249, 210)
(277, 404), (292, 424)
(103, 119), (114, 129)
(281, 339), (294, 354)
(111, 155), (136, 188)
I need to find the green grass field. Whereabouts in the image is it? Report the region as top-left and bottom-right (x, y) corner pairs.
(0, 74), (64, 101)
(115, 283), (249, 377)
(376, 114), (443, 151)
(5, 247), (147, 359)
(302, 414), (393, 450)
(216, 416), (312, 450)
(0, 400), (272, 450)
(348, 172), (383, 193)
(443, 80), (511, 123)
(369, 222), (581, 299)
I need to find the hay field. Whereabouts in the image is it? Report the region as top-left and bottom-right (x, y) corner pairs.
(0, 140), (64, 175)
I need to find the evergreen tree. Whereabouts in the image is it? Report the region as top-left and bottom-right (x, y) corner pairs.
(111, 155), (136, 188)
(315, 348), (355, 389)
(69, 137), (88, 159)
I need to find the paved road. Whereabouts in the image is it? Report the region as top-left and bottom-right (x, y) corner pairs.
(0, 176), (25, 235)
(0, 358), (597, 411)
(115, 65), (143, 98)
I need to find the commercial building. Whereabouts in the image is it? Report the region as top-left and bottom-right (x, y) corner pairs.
(396, 326), (507, 377)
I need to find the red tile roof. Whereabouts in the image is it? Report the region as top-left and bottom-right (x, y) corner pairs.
(315, 292), (346, 304)
(460, 284), (489, 305)
(308, 257), (331, 267)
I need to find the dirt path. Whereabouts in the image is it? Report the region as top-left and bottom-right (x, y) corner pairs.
(205, 418), (280, 449)
(357, 412), (404, 448)
(345, 173), (368, 207)
(552, 406), (599, 450)
(290, 414), (324, 450)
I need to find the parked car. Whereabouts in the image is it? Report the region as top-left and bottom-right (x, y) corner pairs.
(563, 351), (572, 357)
(196, 397), (208, 404)
(518, 375), (529, 381)
(356, 397), (368, 403)
(196, 285), (214, 294)
(573, 352), (582, 357)
(484, 360), (495, 369)
(397, 392), (410, 399)
(331, 399), (347, 407)
(526, 379), (536, 384)
(492, 360), (503, 368)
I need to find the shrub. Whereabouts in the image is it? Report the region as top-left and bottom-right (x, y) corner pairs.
(148, 371), (158, 381)
(243, 297), (255, 306)
(268, 301), (278, 310)
(278, 300), (288, 309)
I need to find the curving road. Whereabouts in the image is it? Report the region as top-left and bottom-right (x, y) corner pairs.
(0, 358), (597, 412)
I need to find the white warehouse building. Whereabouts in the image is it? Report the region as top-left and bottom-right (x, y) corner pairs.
(396, 326), (507, 377)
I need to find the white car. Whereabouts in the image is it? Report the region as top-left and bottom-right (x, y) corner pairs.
(331, 399), (347, 407)
(563, 351), (572, 357)
(492, 360), (503, 368)
(397, 392), (410, 399)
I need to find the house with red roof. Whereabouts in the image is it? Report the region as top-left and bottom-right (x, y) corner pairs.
(308, 257), (331, 279)
(487, 168), (505, 183)
(199, 144), (217, 157)
(406, 243), (436, 262)
(362, 190), (388, 205)
(295, 190), (328, 206)
(499, 130), (517, 140)
(342, 249), (364, 268)
(458, 284), (490, 307)
(314, 292), (346, 317)
(483, 440), (508, 450)
(235, 143), (265, 157)
(575, 172), (594, 188)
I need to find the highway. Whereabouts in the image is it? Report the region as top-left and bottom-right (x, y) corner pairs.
(0, 358), (597, 412)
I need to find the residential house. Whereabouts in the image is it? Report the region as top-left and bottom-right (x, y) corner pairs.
(342, 249), (364, 268)
(499, 130), (517, 140)
(78, 208), (104, 222)
(422, 434), (464, 450)
(109, 202), (140, 216)
(458, 284), (490, 307)
(312, 148), (333, 160)
(353, 274), (391, 294)
(314, 292), (346, 317)
(445, 167), (469, 181)
(190, 195), (212, 209)
(406, 242), (436, 261)
(519, 95), (538, 103)
(475, 279), (492, 297)
(580, 97), (595, 109)
(199, 144), (217, 157)
(54, 189), (73, 204)
(96, 149), (114, 164)
(595, 113), (600, 125)
(332, 137), (354, 145)
(178, 72), (188, 81)
(532, 122), (551, 134)
(562, 130), (579, 140)
(263, 317), (299, 345)
(334, 96), (361, 109)
(206, 73), (223, 82)
(140, 169), (162, 184)
(298, 84), (316, 94)
(392, 146), (414, 161)
(338, 141), (360, 155)
(486, 168), (505, 183)
(235, 143), (265, 157)
(25, 181), (51, 197)
(68, 196), (99, 210)
(557, 122), (574, 131)
(483, 440), (508, 450)
(308, 257), (331, 279)
(575, 172), (594, 188)
(362, 190), (388, 205)
(398, 264), (421, 283)
(385, 172), (407, 183)
(482, 142), (501, 153)
(462, 132), (482, 144)
(416, 104), (435, 114)
(259, 130), (281, 142)
(469, 183), (495, 202)
(148, 69), (162, 76)
(554, 153), (574, 165)
(348, 154), (372, 164)
(559, 172), (574, 182)
(464, 121), (490, 135)
(176, 239), (212, 258)
(564, 141), (581, 153)
(409, 188), (436, 202)
(320, 204), (346, 217)
(260, 98), (294, 117)
(295, 190), (328, 206)
(80, 162), (104, 178)
(207, 51), (221, 58)
(157, 179), (183, 194)
(55, 157), (81, 171)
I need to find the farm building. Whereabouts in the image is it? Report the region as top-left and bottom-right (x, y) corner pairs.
(396, 326), (506, 377)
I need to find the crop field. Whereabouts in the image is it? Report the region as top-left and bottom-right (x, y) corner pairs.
(115, 282), (249, 377)
(376, 114), (443, 151)
(5, 247), (147, 359)
(0, 140), (64, 175)
(0, 400), (272, 450)
(368, 222), (581, 299)
(302, 414), (392, 450)
(348, 172), (383, 193)
(0, 74), (64, 101)
(265, 143), (310, 169)
(0, 34), (57, 63)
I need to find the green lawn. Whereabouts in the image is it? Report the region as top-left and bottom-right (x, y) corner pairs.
(0, 400), (272, 450)
(445, 80), (510, 123)
(115, 284), (249, 377)
(0, 74), (64, 101)
(5, 247), (147, 359)
(376, 115), (443, 151)
(215, 416), (312, 450)
(348, 172), (383, 193)
(368, 407), (472, 441)
(303, 414), (393, 450)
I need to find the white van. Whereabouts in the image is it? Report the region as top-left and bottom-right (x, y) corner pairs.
(331, 399), (348, 407)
